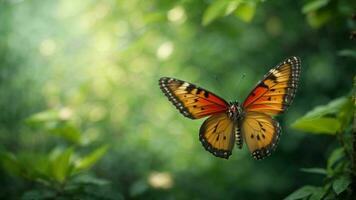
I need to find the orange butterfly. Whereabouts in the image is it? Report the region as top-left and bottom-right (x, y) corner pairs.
(159, 57), (301, 159)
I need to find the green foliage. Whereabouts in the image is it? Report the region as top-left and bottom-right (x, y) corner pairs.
(285, 185), (320, 200)
(1, 109), (111, 199)
(75, 145), (109, 172)
(202, 0), (259, 25)
(332, 176), (351, 195)
(26, 108), (82, 144)
(302, 0), (329, 13)
(300, 168), (327, 175)
(291, 97), (353, 134)
(338, 49), (356, 59)
(287, 90), (354, 199)
(301, 0), (356, 28)
(50, 147), (74, 183)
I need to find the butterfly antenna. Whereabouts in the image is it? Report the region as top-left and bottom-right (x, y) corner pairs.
(237, 73), (246, 86)
(233, 73), (246, 101)
(212, 74), (229, 98)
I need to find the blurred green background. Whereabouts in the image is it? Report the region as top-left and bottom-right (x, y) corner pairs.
(0, 0), (355, 199)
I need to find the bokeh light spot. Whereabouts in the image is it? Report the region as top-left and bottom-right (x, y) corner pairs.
(167, 6), (186, 24)
(156, 41), (174, 61)
(148, 172), (174, 189)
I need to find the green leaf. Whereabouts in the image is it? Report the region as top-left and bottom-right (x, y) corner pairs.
(69, 174), (110, 186)
(338, 49), (356, 59)
(300, 168), (327, 175)
(50, 147), (74, 183)
(284, 185), (316, 200)
(306, 9), (332, 28)
(291, 117), (340, 134)
(202, 0), (241, 25)
(234, 2), (256, 22)
(327, 148), (344, 171)
(75, 145), (109, 172)
(25, 109), (59, 125)
(337, 97), (354, 130)
(202, 0), (231, 25)
(302, 0), (329, 13)
(292, 97), (350, 134)
(332, 176), (351, 195)
(309, 187), (325, 200)
(25, 108), (81, 143)
(49, 124), (81, 144)
(301, 97), (348, 119)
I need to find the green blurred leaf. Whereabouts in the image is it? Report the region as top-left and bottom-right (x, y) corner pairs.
(327, 148), (344, 172)
(338, 49), (356, 59)
(203, 0), (231, 25)
(50, 147), (74, 183)
(292, 97), (350, 134)
(25, 109), (59, 124)
(234, 2), (256, 22)
(302, 0), (329, 13)
(337, 97), (354, 130)
(301, 97), (348, 119)
(309, 187), (325, 200)
(292, 117), (340, 134)
(202, 0), (244, 25)
(300, 168), (327, 175)
(69, 174), (110, 186)
(75, 145), (109, 172)
(284, 185), (316, 200)
(1, 152), (22, 177)
(25, 108), (81, 143)
(306, 9), (332, 28)
(332, 175), (351, 195)
(49, 124), (81, 144)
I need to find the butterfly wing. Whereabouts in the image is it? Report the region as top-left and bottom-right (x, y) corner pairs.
(240, 112), (281, 160)
(159, 77), (229, 119)
(241, 57), (301, 159)
(242, 56), (301, 115)
(199, 113), (237, 159)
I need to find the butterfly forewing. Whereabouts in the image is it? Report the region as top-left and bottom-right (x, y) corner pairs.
(199, 113), (236, 159)
(240, 112), (281, 160)
(242, 56), (301, 115)
(159, 77), (229, 119)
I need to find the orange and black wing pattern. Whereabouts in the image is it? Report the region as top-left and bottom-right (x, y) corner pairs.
(159, 77), (229, 119)
(242, 56), (301, 115)
(199, 113), (237, 159)
(240, 112), (281, 160)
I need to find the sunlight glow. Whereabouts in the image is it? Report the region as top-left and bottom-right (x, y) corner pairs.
(156, 41), (174, 60)
(167, 6), (186, 24)
(59, 107), (73, 120)
(148, 172), (174, 189)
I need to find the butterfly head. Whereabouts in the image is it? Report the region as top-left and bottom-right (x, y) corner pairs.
(228, 101), (243, 121)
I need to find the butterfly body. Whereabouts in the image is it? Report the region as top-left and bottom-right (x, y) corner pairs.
(227, 102), (243, 121)
(159, 57), (301, 160)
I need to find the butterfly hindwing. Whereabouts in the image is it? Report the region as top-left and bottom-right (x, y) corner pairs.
(242, 56), (301, 115)
(159, 77), (229, 119)
(240, 112), (281, 160)
(199, 113), (237, 159)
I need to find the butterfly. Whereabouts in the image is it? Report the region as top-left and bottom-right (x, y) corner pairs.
(159, 57), (301, 159)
